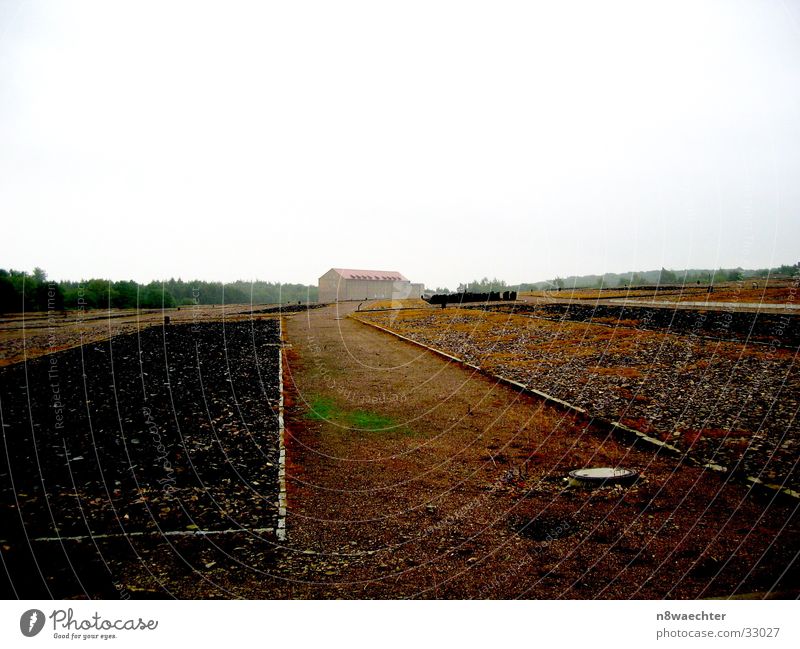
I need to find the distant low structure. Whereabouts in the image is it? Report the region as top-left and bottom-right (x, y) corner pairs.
(318, 268), (424, 303)
(424, 290), (517, 306)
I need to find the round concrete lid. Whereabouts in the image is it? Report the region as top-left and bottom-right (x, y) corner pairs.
(568, 467), (638, 486)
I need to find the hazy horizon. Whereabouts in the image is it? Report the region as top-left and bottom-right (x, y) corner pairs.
(2, 1), (799, 288)
(3, 261), (796, 292)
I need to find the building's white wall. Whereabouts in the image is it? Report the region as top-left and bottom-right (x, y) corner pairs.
(342, 279), (410, 300)
(317, 269), (420, 303)
(317, 269), (342, 303)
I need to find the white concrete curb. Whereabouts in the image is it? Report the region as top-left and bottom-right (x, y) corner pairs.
(276, 317), (288, 541)
(5, 527), (278, 544)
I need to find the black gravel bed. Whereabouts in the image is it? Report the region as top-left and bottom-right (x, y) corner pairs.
(0, 320), (281, 598)
(249, 303), (326, 315)
(471, 303), (800, 348)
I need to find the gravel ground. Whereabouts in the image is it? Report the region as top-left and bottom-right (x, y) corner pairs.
(0, 304), (282, 367)
(357, 308), (800, 492)
(0, 319), (281, 598)
(471, 302), (800, 347)
(2, 305), (797, 598)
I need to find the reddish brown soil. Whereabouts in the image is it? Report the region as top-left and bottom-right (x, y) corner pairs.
(521, 278), (797, 305)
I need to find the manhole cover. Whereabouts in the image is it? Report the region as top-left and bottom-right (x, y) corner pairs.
(568, 467), (638, 488)
(509, 516), (577, 542)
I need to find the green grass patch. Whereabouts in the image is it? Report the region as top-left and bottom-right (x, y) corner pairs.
(350, 410), (396, 430)
(303, 396), (339, 422)
(303, 394), (414, 434)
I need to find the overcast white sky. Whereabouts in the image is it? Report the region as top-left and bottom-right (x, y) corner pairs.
(1, 0), (798, 289)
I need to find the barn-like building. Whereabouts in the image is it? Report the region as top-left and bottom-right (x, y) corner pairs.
(318, 268), (424, 303)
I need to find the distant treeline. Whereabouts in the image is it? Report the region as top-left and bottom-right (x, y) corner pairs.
(0, 268), (318, 313)
(523, 264), (799, 291)
(436, 264), (798, 295)
(431, 278), (511, 294)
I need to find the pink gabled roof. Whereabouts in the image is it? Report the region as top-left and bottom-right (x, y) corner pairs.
(332, 268), (409, 281)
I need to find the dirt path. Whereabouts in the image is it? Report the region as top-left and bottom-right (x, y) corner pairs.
(271, 303), (798, 599)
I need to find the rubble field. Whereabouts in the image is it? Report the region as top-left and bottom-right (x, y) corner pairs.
(0, 319), (282, 598)
(0, 303), (289, 367)
(477, 301), (800, 347)
(356, 307), (799, 492)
